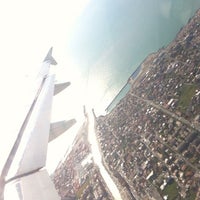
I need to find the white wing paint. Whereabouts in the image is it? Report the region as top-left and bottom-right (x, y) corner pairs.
(1, 48), (70, 200)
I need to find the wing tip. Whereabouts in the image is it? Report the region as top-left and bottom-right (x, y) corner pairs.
(44, 47), (57, 65)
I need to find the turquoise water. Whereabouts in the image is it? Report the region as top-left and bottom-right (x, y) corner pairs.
(65, 0), (200, 115)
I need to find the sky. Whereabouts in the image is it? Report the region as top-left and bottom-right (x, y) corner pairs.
(0, 0), (91, 110)
(0, 0), (91, 175)
(0, 0), (91, 81)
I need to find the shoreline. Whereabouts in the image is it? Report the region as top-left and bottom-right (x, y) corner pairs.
(105, 82), (130, 112)
(105, 50), (161, 113)
(105, 64), (142, 113)
(93, 112), (134, 200)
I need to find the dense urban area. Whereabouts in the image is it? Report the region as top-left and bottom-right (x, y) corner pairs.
(52, 117), (114, 200)
(52, 9), (200, 200)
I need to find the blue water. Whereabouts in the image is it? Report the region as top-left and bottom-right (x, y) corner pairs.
(65, 0), (200, 115)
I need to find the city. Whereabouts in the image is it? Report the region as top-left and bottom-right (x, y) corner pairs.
(52, 9), (200, 200)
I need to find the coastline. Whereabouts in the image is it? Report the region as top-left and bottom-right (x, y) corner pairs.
(105, 49), (162, 113)
(105, 82), (130, 113)
(93, 112), (136, 200)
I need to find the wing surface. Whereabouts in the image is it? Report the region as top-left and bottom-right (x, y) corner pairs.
(4, 170), (60, 200)
(0, 48), (68, 200)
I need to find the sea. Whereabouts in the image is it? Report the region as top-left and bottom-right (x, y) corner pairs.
(64, 0), (200, 116)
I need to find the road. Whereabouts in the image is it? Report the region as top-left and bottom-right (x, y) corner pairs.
(130, 93), (200, 172)
(130, 93), (200, 132)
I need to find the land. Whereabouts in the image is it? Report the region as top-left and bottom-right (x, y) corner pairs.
(52, 116), (114, 200)
(96, 9), (200, 200)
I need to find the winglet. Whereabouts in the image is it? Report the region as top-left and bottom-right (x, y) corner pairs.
(43, 47), (57, 65)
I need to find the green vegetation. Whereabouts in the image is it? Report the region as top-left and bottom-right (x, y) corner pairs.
(178, 84), (197, 113)
(189, 155), (199, 165)
(185, 190), (196, 200)
(162, 180), (180, 200)
(76, 178), (90, 198)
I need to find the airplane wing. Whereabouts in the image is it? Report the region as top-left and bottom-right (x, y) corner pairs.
(0, 48), (68, 200)
(4, 170), (60, 200)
